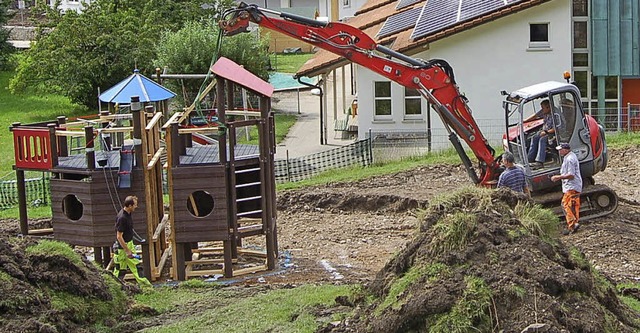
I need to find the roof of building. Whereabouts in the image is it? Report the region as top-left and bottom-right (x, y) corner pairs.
(296, 0), (551, 77)
(99, 69), (176, 103)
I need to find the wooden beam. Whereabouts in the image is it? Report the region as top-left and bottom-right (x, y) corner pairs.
(145, 112), (163, 131)
(178, 127), (219, 135)
(226, 110), (262, 117)
(27, 228), (54, 235)
(155, 245), (172, 278)
(162, 112), (183, 129)
(54, 130), (86, 137)
(152, 213), (169, 241)
(178, 80), (217, 123)
(186, 269), (224, 277)
(232, 265), (268, 276)
(100, 127), (133, 134)
(147, 147), (165, 170)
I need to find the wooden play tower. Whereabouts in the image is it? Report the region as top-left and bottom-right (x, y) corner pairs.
(10, 57), (278, 281)
(164, 57), (278, 280)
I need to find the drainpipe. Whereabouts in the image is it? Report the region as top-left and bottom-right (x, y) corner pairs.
(297, 75), (325, 145)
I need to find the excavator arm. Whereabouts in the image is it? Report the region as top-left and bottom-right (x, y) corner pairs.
(220, 3), (499, 185)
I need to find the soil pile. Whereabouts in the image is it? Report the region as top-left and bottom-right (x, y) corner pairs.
(321, 187), (640, 333)
(0, 237), (129, 333)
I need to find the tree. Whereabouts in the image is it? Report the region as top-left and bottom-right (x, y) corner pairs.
(0, 0), (15, 70)
(154, 20), (270, 107)
(9, 0), (230, 108)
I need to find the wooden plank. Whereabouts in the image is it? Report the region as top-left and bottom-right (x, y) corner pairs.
(99, 127), (133, 134)
(156, 245), (172, 278)
(147, 147), (164, 170)
(232, 265), (268, 276)
(28, 228), (54, 235)
(186, 269), (224, 277)
(185, 258), (227, 265)
(175, 230), (230, 243)
(55, 130), (86, 137)
(238, 249), (267, 258)
(178, 80), (217, 123)
(152, 214), (169, 241)
(178, 127), (219, 135)
(145, 112), (163, 131)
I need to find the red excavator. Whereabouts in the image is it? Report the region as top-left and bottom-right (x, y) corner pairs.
(219, 3), (618, 220)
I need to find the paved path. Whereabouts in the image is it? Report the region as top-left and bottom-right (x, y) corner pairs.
(271, 68), (357, 160)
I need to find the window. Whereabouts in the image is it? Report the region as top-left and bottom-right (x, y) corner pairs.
(529, 23), (550, 49)
(343, 0), (350, 7)
(374, 81), (392, 118)
(572, 53), (588, 67)
(573, 21), (587, 49)
(591, 76), (618, 100)
(404, 88), (422, 119)
(572, 0), (588, 17)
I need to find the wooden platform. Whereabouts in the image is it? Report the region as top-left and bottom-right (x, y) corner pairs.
(56, 150), (120, 170)
(179, 144), (260, 165)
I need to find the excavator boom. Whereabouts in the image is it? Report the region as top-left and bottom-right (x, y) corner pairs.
(220, 3), (499, 185)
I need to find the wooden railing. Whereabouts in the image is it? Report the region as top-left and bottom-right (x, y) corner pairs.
(11, 126), (57, 170)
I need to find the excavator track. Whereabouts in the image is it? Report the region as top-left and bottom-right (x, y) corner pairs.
(533, 184), (618, 222)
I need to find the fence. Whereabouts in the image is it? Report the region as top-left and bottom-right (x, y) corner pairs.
(274, 138), (372, 183)
(367, 118), (506, 162)
(590, 104), (640, 132)
(2, 103), (638, 210)
(0, 172), (50, 210)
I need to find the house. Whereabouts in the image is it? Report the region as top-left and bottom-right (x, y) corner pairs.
(46, 0), (92, 12)
(261, 0), (368, 52)
(295, 0), (640, 146)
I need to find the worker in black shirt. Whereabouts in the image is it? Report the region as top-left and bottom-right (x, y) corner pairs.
(113, 195), (151, 286)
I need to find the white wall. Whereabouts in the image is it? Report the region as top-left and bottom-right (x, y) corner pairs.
(339, 0), (367, 20)
(51, 0), (91, 12)
(356, 0), (571, 146)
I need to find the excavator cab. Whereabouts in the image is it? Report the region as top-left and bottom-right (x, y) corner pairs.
(502, 81), (592, 193)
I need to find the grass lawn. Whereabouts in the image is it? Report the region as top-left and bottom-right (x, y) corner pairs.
(269, 53), (314, 73)
(0, 71), (87, 177)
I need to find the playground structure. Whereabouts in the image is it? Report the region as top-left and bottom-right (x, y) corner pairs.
(10, 57), (278, 281)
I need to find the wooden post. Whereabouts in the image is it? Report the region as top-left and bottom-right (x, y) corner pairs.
(48, 123), (59, 168)
(261, 96), (277, 269)
(226, 80), (234, 110)
(228, 124), (239, 258)
(170, 123), (180, 167)
(100, 111), (111, 151)
(94, 247), (103, 266)
(176, 243), (186, 281)
(57, 116), (68, 157)
(84, 125), (94, 170)
(131, 96), (143, 166)
(16, 169), (28, 235)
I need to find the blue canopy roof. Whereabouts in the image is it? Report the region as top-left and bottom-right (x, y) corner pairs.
(99, 69), (176, 103)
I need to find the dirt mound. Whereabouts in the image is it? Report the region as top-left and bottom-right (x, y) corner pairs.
(0, 237), (129, 333)
(277, 191), (428, 214)
(321, 187), (640, 333)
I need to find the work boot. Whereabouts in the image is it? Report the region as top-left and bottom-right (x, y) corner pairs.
(571, 223), (581, 234)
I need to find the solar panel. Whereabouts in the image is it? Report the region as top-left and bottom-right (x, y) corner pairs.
(460, 0), (502, 21)
(411, 0), (526, 40)
(411, 0), (459, 40)
(377, 7), (423, 38)
(396, 0), (423, 10)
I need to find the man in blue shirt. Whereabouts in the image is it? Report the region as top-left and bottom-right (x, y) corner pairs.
(497, 151), (529, 195)
(551, 143), (582, 235)
(525, 100), (555, 168)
